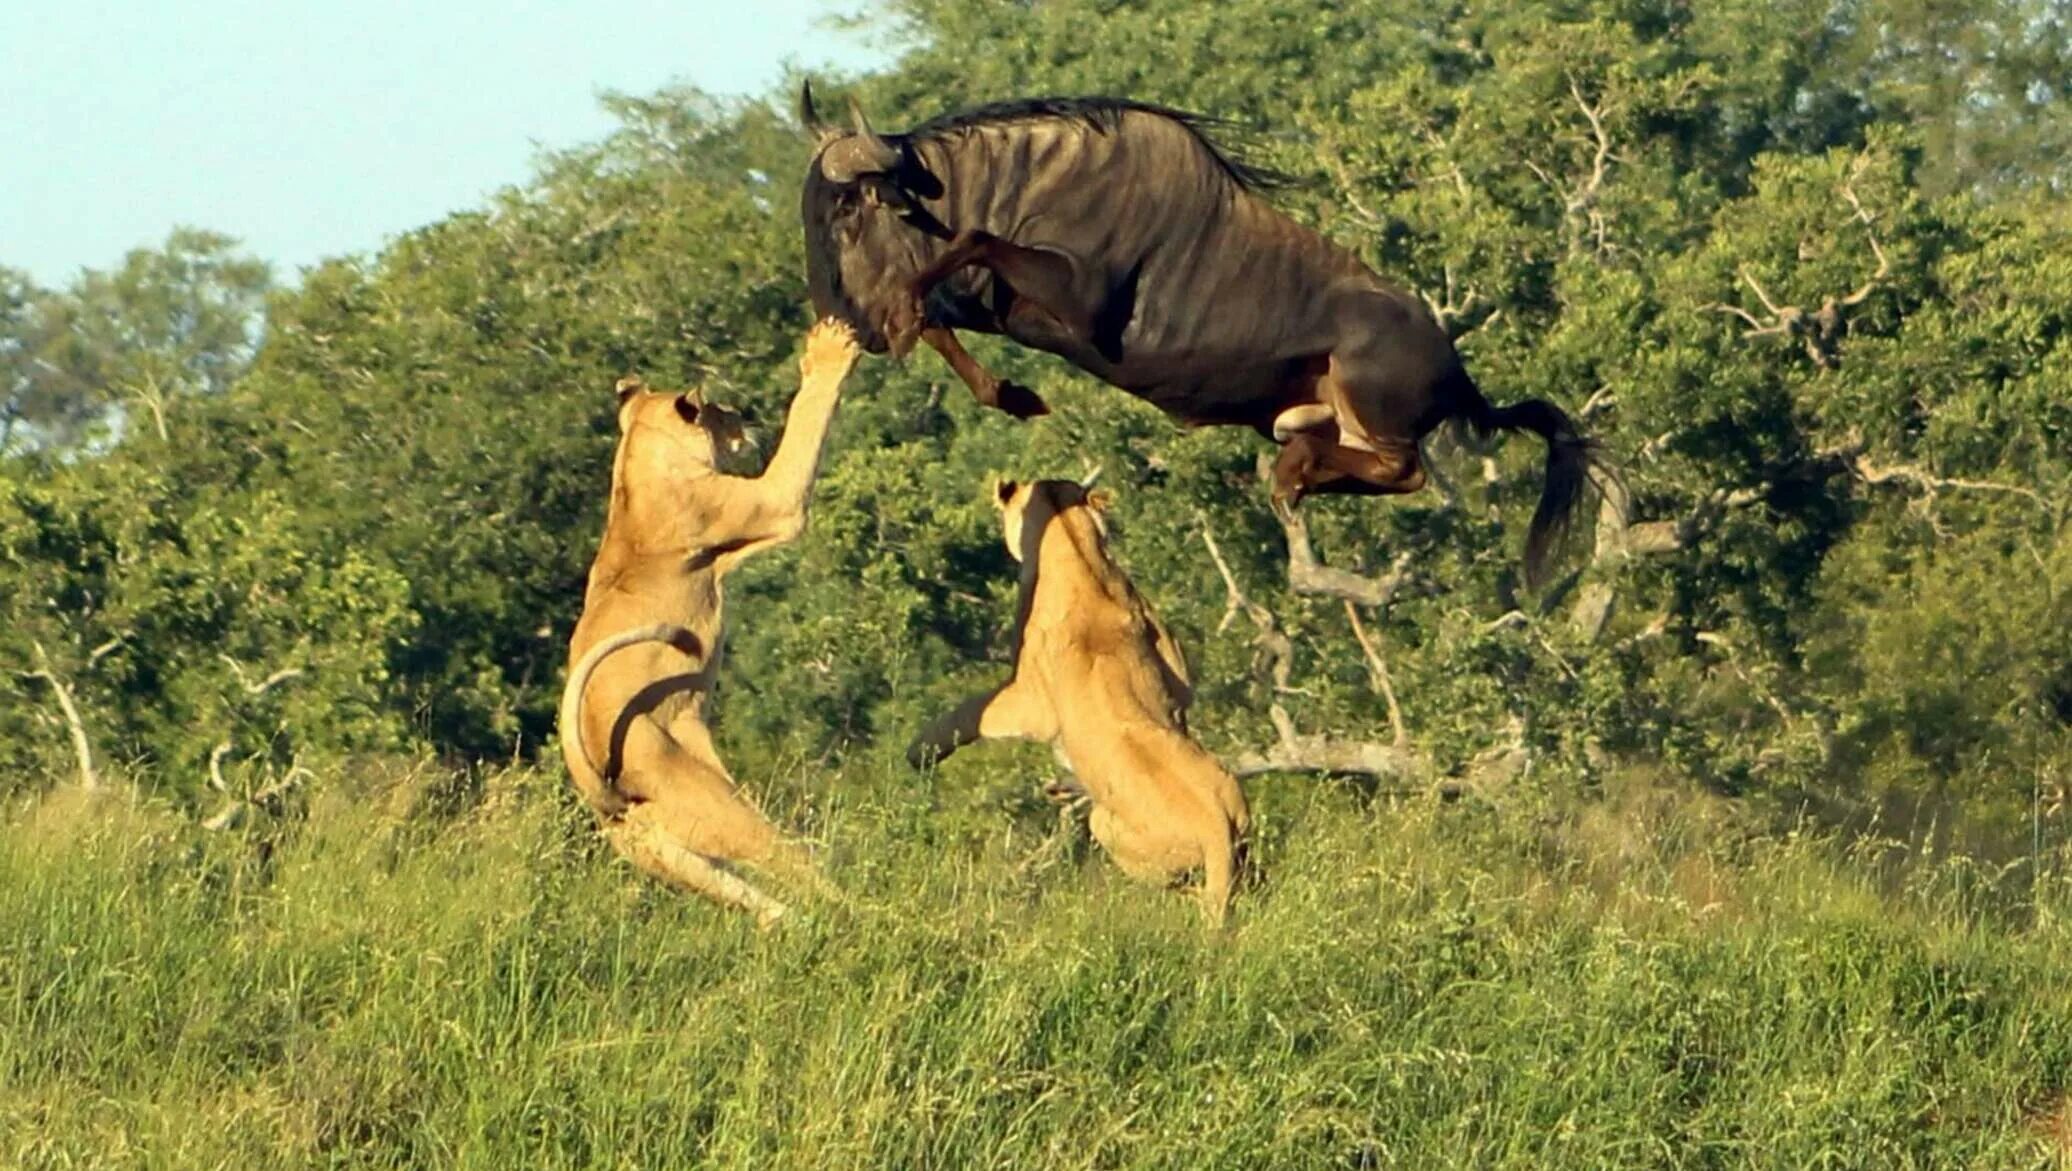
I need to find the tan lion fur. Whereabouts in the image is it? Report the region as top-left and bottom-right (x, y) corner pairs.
(908, 479), (1251, 925)
(558, 319), (860, 925)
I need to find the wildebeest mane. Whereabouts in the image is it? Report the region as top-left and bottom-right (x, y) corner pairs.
(905, 97), (1292, 192)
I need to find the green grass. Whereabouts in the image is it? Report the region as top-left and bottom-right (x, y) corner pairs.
(3, 762), (2069, 1169)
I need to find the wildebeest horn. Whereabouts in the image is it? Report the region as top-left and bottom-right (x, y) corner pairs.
(797, 80), (832, 141)
(1080, 463), (1104, 489)
(818, 95), (902, 184)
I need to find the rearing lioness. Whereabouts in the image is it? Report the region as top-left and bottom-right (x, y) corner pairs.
(558, 319), (860, 926)
(908, 479), (1251, 924)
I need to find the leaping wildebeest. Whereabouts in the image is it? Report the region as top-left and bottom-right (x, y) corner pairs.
(797, 84), (1602, 585)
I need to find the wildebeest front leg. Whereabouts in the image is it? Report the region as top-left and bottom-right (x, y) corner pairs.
(886, 229), (996, 357)
(920, 326), (1049, 418)
(896, 228), (1093, 416)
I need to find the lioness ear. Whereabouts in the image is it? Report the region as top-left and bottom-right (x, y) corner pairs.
(673, 394), (701, 425)
(994, 479), (1018, 508)
(615, 374), (645, 404)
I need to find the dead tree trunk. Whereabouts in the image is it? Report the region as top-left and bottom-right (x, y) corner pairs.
(27, 641), (98, 792)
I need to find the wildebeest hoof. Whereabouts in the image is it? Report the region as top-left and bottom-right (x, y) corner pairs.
(994, 381), (1049, 419)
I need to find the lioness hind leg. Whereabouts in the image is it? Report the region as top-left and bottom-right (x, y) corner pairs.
(604, 810), (789, 928)
(615, 722), (837, 903)
(1197, 819), (1238, 929)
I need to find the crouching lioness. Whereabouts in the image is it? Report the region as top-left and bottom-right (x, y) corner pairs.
(558, 319), (860, 926)
(908, 479), (1251, 924)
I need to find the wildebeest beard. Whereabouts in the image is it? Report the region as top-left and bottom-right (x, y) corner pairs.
(798, 167), (885, 353)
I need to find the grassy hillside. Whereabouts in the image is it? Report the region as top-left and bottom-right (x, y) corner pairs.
(6, 762), (2068, 1169)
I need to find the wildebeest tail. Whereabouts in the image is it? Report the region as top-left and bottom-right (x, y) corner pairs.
(1446, 368), (1595, 590)
(558, 623), (702, 817)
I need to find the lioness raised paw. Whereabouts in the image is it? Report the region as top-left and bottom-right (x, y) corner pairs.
(802, 317), (862, 382)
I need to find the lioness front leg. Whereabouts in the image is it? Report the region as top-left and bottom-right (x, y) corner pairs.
(716, 319), (862, 572)
(906, 678), (1056, 768)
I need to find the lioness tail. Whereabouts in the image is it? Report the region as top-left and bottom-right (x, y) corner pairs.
(557, 623), (702, 816)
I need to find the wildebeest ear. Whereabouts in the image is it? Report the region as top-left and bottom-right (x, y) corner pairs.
(615, 374), (645, 404)
(1086, 488), (1114, 513)
(994, 478), (1018, 507)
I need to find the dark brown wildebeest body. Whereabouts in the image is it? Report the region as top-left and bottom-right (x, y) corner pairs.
(799, 90), (1596, 584)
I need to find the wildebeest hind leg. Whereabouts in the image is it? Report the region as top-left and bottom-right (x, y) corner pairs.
(1274, 433), (1425, 503)
(920, 326), (1049, 418)
(1269, 432), (1330, 509)
(1307, 440), (1426, 498)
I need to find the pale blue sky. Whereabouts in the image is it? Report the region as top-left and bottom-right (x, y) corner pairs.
(1, 1), (891, 287)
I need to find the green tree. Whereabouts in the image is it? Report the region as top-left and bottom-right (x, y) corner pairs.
(0, 229), (269, 452)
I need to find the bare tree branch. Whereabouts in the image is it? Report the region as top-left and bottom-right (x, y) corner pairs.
(26, 641), (97, 792)
(1528, 75), (1618, 256)
(1258, 456), (1415, 608)
(202, 750), (313, 832)
(1343, 601), (1407, 749)
(217, 654), (306, 697)
(1417, 261), (1502, 339)
(1833, 156), (1893, 311)
(1196, 517), (1300, 694)
(1704, 156), (1895, 368)
(1316, 147), (1390, 229)
(1286, 508), (1415, 608)
(1568, 478), (1636, 641)
(1850, 455), (2051, 510)
(1198, 511), (1424, 781)
(1566, 73), (1614, 255)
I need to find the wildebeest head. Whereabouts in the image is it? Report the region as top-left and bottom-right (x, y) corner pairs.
(797, 82), (939, 355)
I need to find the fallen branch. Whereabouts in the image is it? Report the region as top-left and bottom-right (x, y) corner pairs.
(1229, 704), (1423, 782)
